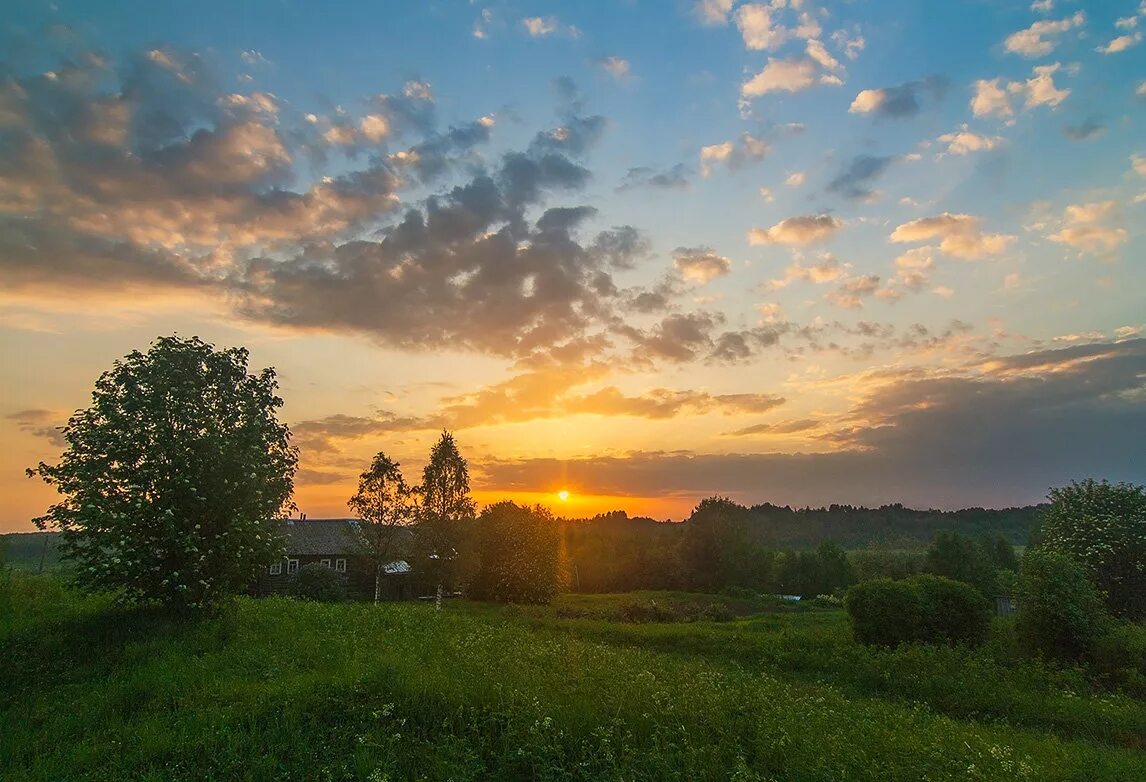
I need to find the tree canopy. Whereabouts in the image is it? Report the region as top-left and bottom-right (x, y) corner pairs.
(30, 335), (297, 612)
(1038, 479), (1146, 621)
(348, 451), (419, 602)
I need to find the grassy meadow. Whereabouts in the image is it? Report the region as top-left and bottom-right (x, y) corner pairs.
(2, 573), (1144, 781)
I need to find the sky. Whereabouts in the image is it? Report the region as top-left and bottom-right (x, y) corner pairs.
(2, 0), (1145, 531)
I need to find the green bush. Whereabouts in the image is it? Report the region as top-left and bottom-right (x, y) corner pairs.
(1092, 622), (1146, 698)
(846, 576), (990, 647)
(844, 579), (922, 646)
(1016, 548), (1107, 662)
(287, 563), (348, 602)
(913, 574), (991, 646)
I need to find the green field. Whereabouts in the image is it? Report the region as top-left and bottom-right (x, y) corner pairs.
(2, 574), (1143, 781)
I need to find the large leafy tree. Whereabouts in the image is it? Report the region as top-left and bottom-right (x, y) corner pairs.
(469, 501), (562, 604)
(30, 335), (297, 612)
(1038, 479), (1146, 621)
(348, 452), (419, 602)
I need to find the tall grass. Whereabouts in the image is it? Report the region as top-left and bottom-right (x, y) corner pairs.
(2, 574), (1143, 781)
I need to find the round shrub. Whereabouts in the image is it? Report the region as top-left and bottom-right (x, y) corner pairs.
(844, 578), (923, 646)
(1016, 548), (1107, 662)
(288, 563), (348, 602)
(913, 574), (991, 646)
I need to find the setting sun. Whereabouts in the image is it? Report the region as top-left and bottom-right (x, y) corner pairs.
(558, 490), (570, 502)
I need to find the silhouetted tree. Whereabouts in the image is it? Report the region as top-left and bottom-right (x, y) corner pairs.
(470, 501), (561, 604)
(348, 452), (419, 602)
(924, 530), (997, 597)
(417, 430), (476, 591)
(29, 335), (297, 613)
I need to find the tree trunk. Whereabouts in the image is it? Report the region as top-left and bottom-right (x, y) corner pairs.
(374, 563), (381, 604)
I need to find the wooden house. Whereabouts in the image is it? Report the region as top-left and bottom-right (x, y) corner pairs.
(253, 518), (416, 601)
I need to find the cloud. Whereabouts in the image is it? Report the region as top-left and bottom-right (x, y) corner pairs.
(1063, 117), (1105, 141)
(1004, 12), (1085, 57)
(1048, 201), (1127, 255)
(699, 133), (768, 176)
(936, 125), (1004, 155)
(595, 56), (632, 80)
(970, 79), (1014, 119)
(848, 76), (948, 119)
(762, 254), (847, 291)
(725, 419), (818, 437)
(478, 340), (1146, 509)
(617, 164), (690, 191)
(891, 214), (1016, 259)
(826, 274), (882, 309)
(1133, 153), (1146, 177)
(827, 155), (895, 200)
(6, 409), (66, 448)
(736, 4), (787, 50)
(742, 56), (841, 98)
(831, 29), (866, 60)
(971, 63), (1071, 119)
(748, 215), (843, 247)
(1097, 32), (1142, 54)
(695, 0), (734, 26)
(673, 246), (732, 285)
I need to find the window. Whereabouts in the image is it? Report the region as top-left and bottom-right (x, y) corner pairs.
(335, 558), (346, 572)
(320, 558), (331, 568)
(269, 561), (282, 576)
(286, 558), (299, 575)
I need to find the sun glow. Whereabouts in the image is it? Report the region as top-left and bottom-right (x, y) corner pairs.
(557, 490), (570, 502)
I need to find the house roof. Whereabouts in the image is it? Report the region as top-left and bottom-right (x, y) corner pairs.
(279, 519), (358, 556)
(277, 519), (415, 558)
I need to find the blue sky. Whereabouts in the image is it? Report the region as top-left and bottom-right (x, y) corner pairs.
(2, 0), (1145, 526)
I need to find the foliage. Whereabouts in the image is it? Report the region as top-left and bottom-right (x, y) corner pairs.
(844, 578), (923, 646)
(924, 530), (1000, 597)
(348, 451), (419, 601)
(913, 574), (992, 646)
(846, 575), (990, 647)
(416, 430), (475, 589)
(1016, 548), (1108, 663)
(3, 574), (1144, 781)
(470, 502), (562, 604)
(1092, 622), (1146, 698)
(1038, 479), (1146, 621)
(287, 563), (348, 602)
(28, 335), (297, 613)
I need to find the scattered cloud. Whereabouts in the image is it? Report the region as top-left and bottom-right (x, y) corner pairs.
(617, 163), (690, 191)
(1004, 12), (1085, 57)
(971, 63), (1071, 119)
(695, 0), (733, 26)
(595, 56), (632, 80)
(827, 155), (895, 200)
(699, 133), (768, 176)
(762, 254), (846, 290)
(785, 171), (806, 187)
(1063, 117), (1105, 141)
(1048, 201), (1128, 255)
(742, 54), (842, 98)
(891, 214), (1016, 259)
(936, 125), (1004, 155)
(6, 409), (66, 448)
(521, 16), (579, 38)
(1097, 32), (1142, 54)
(826, 274), (882, 309)
(848, 76), (948, 119)
(748, 215), (844, 247)
(673, 246), (733, 285)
